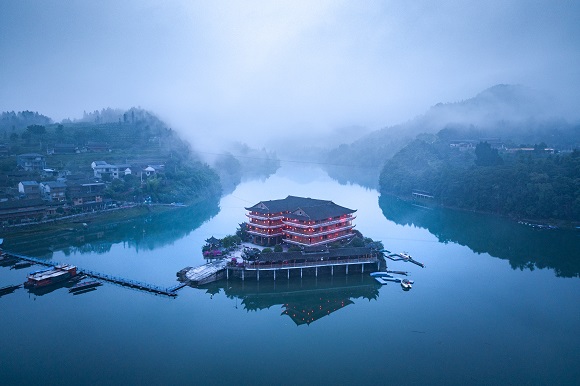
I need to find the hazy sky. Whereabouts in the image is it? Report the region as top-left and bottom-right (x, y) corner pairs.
(1, 1), (579, 144)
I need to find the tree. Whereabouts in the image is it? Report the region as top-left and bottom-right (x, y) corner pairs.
(21, 131), (31, 144)
(55, 124), (64, 139)
(475, 142), (503, 166)
(26, 124), (46, 136)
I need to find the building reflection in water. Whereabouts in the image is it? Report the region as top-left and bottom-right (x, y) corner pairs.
(200, 275), (380, 326)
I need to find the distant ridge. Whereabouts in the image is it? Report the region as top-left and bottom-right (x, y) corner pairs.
(325, 84), (578, 188)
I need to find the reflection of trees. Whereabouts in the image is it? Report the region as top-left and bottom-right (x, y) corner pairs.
(6, 198), (220, 256)
(203, 276), (380, 326)
(379, 194), (580, 278)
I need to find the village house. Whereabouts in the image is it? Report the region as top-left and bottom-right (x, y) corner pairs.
(66, 180), (106, 196)
(142, 166), (157, 177)
(70, 192), (104, 208)
(46, 144), (78, 155)
(18, 181), (41, 199)
(40, 181), (67, 202)
(16, 153), (46, 171)
(85, 141), (110, 152)
(0, 199), (47, 224)
(91, 161), (131, 179)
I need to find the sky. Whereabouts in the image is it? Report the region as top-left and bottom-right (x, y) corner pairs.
(1, 0), (579, 146)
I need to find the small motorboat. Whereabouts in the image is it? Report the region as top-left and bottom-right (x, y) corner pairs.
(401, 278), (413, 289)
(399, 252), (411, 260)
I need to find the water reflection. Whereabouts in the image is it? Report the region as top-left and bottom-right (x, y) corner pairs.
(379, 194), (580, 277)
(3, 198), (220, 257)
(201, 275), (380, 326)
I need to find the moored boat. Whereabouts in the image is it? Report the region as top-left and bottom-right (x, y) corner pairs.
(0, 254), (18, 266)
(69, 280), (102, 293)
(399, 252), (411, 260)
(11, 261), (34, 269)
(24, 265), (77, 288)
(401, 278), (413, 289)
(0, 284), (21, 294)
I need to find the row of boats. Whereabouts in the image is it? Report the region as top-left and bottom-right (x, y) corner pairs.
(371, 251), (425, 290)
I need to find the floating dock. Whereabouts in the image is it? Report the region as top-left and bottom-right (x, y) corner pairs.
(3, 251), (181, 297)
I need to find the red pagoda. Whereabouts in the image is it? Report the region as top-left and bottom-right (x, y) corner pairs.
(244, 196), (357, 247)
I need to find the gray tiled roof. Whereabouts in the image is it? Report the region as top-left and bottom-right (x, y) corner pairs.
(245, 195), (356, 221)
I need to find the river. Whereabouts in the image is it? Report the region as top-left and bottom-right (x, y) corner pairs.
(1, 164), (579, 385)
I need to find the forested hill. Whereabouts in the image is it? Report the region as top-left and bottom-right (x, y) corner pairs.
(379, 138), (580, 223)
(325, 84), (580, 188)
(1, 108), (222, 204)
(0, 111), (52, 130)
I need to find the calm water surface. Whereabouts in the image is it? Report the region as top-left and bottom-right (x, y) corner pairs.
(1, 165), (579, 385)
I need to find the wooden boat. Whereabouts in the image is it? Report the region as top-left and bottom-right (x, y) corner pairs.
(69, 274), (88, 283)
(0, 284), (21, 294)
(69, 280), (102, 293)
(0, 255), (18, 266)
(11, 261), (33, 269)
(71, 287), (97, 295)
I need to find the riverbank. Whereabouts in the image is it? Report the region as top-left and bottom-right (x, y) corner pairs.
(386, 193), (580, 230)
(0, 204), (182, 241)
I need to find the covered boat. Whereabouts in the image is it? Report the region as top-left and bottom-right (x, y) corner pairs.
(24, 265), (77, 288)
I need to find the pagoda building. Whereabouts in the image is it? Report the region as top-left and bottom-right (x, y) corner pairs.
(244, 196), (357, 247)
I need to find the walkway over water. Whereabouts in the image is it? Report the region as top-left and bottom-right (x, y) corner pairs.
(4, 251), (181, 297)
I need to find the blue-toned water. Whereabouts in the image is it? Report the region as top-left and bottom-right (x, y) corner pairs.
(1, 165), (579, 385)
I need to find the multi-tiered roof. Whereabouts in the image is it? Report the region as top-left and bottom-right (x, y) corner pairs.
(245, 196), (357, 247)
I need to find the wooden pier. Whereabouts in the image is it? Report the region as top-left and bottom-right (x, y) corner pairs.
(3, 251), (182, 297)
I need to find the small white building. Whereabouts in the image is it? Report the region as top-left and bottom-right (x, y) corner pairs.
(143, 166), (156, 177)
(91, 161), (131, 179)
